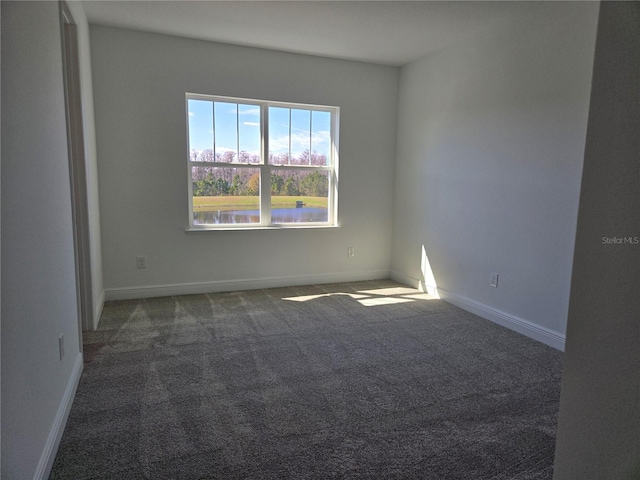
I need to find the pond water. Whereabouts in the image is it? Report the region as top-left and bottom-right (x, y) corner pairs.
(193, 207), (328, 225)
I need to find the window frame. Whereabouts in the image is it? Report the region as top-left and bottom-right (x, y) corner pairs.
(186, 93), (340, 230)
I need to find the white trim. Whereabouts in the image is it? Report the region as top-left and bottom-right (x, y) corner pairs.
(186, 224), (341, 232)
(104, 270), (391, 301)
(34, 353), (83, 480)
(436, 287), (566, 351)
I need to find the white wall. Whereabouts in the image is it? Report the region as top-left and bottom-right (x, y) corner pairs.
(90, 26), (399, 299)
(1, 2), (84, 478)
(554, 2), (640, 478)
(66, 0), (104, 330)
(390, 2), (599, 348)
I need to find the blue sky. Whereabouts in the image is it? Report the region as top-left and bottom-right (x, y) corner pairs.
(188, 100), (260, 154)
(188, 99), (331, 162)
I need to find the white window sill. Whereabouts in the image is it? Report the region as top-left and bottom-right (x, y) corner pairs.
(186, 225), (341, 232)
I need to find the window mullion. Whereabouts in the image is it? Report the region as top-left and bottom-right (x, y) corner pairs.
(309, 111), (312, 166)
(269, 165), (332, 171)
(236, 102), (240, 161)
(331, 110), (339, 225)
(212, 101), (216, 159)
(260, 103), (271, 226)
(288, 108), (292, 166)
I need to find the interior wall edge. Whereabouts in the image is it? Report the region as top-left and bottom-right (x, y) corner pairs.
(389, 270), (422, 290)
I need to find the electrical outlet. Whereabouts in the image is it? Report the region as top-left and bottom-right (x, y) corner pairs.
(490, 272), (499, 288)
(136, 255), (146, 269)
(59, 334), (65, 360)
(347, 247), (355, 258)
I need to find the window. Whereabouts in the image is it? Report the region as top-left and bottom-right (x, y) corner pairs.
(186, 93), (339, 229)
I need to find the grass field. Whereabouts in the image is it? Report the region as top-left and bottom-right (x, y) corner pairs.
(193, 195), (328, 211)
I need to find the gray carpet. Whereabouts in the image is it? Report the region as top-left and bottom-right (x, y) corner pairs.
(50, 280), (563, 479)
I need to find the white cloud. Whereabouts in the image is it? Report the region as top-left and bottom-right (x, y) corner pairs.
(312, 130), (330, 145)
(243, 121), (260, 126)
(226, 106), (261, 116)
(239, 107), (260, 116)
(215, 145), (235, 153)
(268, 134), (289, 154)
(188, 111), (195, 116)
(268, 131), (330, 156)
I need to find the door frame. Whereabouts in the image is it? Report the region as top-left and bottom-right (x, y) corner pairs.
(60, 1), (93, 348)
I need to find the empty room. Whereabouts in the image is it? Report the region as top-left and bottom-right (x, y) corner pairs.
(1, 1), (638, 479)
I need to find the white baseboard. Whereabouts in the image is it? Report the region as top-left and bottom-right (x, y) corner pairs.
(437, 287), (566, 351)
(34, 352), (83, 480)
(104, 270), (391, 301)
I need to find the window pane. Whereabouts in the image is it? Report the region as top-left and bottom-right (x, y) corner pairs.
(192, 166), (260, 225)
(311, 111), (331, 166)
(290, 109), (311, 165)
(270, 169), (329, 223)
(214, 102), (238, 163)
(268, 107), (290, 165)
(238, 104), (261, 163)
(188, 99), (213, 161)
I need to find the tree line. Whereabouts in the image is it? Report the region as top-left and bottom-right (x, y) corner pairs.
(191, 149), (329, 198)
(192, 169), (329, 198)
(190, 149), (328, 166)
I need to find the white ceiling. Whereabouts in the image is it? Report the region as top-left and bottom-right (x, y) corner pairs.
(82, 1), (559, 67)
